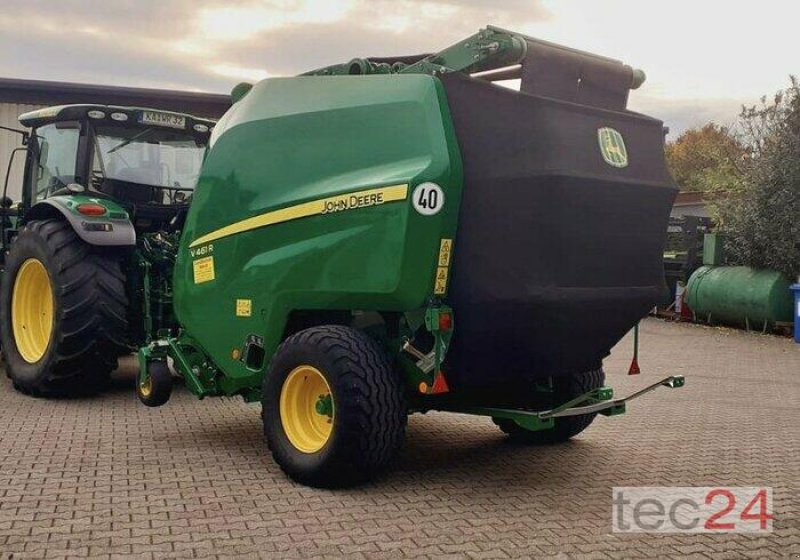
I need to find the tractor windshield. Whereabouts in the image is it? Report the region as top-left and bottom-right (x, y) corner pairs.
(91, 125), (206, 206)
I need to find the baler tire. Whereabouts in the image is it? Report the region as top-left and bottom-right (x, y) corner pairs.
(494, 368), (605, 444)
(262, 325), (407, 488)
(137, 361), (172, 407)
(0, 219), (129, 397)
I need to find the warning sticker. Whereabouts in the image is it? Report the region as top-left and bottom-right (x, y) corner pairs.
(236, 299), (252, 317)
(438, 239), (453, 267)
(434, 266), (449, 295)
(433, 239), (453, 295)
(193, 256), (215, 284)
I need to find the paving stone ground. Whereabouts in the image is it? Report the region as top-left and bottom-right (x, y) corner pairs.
(0, 317), (798, 559)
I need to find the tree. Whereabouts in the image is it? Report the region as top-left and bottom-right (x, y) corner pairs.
(714, 78), (800, 279)
(665, 123), (744, 192)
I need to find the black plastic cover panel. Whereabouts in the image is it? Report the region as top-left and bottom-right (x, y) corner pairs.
(440, 73), (677, 397)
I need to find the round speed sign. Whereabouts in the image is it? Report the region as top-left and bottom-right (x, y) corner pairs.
(412, 183), (445, 216)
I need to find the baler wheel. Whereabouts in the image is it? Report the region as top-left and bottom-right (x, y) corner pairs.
(262, 325), (407, 487)
(494, 368), (605, 444)
(137, 361), (172, 407)
(0, 219), (129, 396)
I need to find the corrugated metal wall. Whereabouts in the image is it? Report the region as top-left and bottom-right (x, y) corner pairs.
(0, 103), (43, 201)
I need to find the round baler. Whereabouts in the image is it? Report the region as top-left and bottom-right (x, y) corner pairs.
(135, 27), (683, 487)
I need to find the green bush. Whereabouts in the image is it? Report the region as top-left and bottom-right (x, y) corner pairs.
(713, 78), (800, 279)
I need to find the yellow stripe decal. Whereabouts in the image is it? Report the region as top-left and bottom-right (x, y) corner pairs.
(189, 184), (408, 248)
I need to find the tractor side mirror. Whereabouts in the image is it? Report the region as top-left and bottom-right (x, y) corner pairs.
(36, 140), (49, 181)
(38, 140), (49, 166)
(1, 196), (12, 208)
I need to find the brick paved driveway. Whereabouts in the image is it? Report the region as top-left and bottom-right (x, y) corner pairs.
(0, 318), (798, 559)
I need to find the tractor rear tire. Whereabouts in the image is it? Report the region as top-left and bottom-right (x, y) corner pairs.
(262, 325), (407, 487)
(494, 368), (605, 444)
(0, 219), (129, 396)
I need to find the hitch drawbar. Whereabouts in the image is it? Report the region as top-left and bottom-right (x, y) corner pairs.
(451, 376), (685, 432)
(547, 375), (685, 419)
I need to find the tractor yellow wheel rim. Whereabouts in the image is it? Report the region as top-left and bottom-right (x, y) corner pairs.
(11, 258), (54, 363)
(279, 365), (334, 453)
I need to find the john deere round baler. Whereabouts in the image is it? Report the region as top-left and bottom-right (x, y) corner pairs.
(136, 27), (683, 487)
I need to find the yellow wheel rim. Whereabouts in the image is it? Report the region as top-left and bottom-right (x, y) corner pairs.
(139, 376), (153, 398)
(11, 258), (54, 363)
(279, 365), (334, 453)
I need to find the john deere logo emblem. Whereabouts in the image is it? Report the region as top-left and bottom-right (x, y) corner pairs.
(598, 127), (628, 168)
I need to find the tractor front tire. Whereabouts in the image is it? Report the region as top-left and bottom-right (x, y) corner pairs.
(0, 219), (129, 396)
(494, 368), (605, 444)
(262, 325), (407, 488)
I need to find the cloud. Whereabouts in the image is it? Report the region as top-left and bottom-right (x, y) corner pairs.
(0, 0), (788, 137)
(0, 0), (552, 88)
(0, 15), (232, 91)
(208, 64), (272, 83)
(209, 1), (551, 76)
(196, 1), (357, 41)
(629, 94), (749, 139)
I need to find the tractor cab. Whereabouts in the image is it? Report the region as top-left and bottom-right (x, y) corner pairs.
(14, 105), (214, 233)
(0, 105), (215, 395)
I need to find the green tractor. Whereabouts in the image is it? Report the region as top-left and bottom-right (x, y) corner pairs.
(0, 105), (214, 394)
(3, 27), (684, 488)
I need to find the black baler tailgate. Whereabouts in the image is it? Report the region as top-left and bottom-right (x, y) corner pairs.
(440, 73), (677, 399)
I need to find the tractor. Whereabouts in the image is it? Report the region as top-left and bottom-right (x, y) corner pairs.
(3, 27), (684, 488)
(0, 105), (214, 394)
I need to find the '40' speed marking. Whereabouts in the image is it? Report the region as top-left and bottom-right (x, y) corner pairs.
(412, 183), (444, 216)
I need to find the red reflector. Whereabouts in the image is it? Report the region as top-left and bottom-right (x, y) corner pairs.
(431, 371), (450, 394)
(438, 312), (452, 331)
(77, 203), (106, 216)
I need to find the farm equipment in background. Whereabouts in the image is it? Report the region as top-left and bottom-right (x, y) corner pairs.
(0, 105), (213, 394)
(661, 215), (713, 313)
(1, 27), (683, 487)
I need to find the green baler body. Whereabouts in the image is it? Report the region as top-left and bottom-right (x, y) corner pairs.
(166, 29), (677, 402)
(686, 265), (793, 328)
(174, 75), (462, 387)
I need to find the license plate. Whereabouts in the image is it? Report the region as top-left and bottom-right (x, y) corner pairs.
(139, 110), (186, 129)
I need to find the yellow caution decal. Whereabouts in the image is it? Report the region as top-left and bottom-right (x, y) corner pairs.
(438, 239), (453, 267)
(236, 299), (252, 317)
(189, 184), (408, 248)
(434, 239), (453, 295)
(193, 256), (215, 284)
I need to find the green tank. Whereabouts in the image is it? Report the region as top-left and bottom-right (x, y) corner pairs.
(686, 265), (793, 329)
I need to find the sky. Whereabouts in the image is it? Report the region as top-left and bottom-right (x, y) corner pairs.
(1, 0), (798, 137)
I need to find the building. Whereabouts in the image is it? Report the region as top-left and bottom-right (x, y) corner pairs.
(670, 190), (712, 218)
(0, 77), (230, 200)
